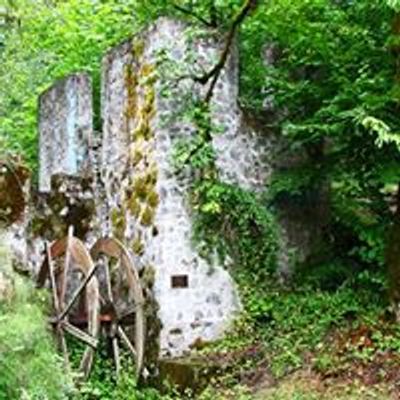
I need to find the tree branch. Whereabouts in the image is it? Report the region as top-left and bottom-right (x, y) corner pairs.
(193, 0), (258, 103)
(174, 0), (258, 170)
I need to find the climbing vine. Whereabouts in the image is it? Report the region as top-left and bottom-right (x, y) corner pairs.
(160, 7), (279, 277)
(191, 179), (278, 278)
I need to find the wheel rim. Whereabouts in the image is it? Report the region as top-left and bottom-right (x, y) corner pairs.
(91, 237), (145, 377)
(38, 234), (100, 380)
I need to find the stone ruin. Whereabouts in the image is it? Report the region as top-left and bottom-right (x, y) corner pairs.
(0, 156), (30, 301)
(1, 17), (327, 361)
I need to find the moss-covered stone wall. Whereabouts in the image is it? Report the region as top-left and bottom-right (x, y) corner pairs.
(99, 19), (243, 359)
(21, 17), (283, 363)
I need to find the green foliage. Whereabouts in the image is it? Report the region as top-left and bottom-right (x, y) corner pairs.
(195, 383), (252, 400)
(67, 337), (175, 399)
(191, 180), (278, 277)
(266, 166), (318, 199)
(249, 283), (382, 376)
(0, 0), (252, 169)
(238, 0), (400, 270)
(171, 103), (217, 172)
(206, 267), (388, 380)
(0, 0), (166, 168)
(263, 375), (392, 400)
(387, 0), (400, 11)
(77, 360), (166, 400)
(3, 0), (400, 396)
(362, 116), (400, 151)
(0, 278), (71, 399)
(172, 136), (216, 172)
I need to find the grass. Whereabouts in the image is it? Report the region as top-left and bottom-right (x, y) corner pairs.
(0, 233), (72, 399)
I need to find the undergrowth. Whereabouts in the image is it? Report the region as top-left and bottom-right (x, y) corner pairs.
(0, 251), (72, 399)
(196, 263), (394, 397)
(70, 338), (168, 400)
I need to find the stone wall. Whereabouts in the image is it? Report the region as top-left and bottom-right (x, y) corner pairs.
(0, 231), (15, 302)
(98, 19), (248, 356)
(21, 74), (96, 277)
(38, 74), (93, 192)
(14, 17), (317, 359)
(26, 18), (273, 357)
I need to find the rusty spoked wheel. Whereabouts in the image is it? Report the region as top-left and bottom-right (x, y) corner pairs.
(37, 228), (100, 380)
(91, 237), (145, 378)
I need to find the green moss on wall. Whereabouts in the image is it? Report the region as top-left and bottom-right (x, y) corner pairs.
(132, 39), (145, 60)
(141, 264), (156, 289)
(140, 205), (155, 227)
(128, 197), (141, 218)
(132, 177), (149, 201)
(124, 64), (138, 120)
(145, 166), (158, 186)
(132, 236), (145, 255)
(30, 176), (95, 241)
(131, 148), (143, 166)
(111, 207), (126, 240)
(146, 190), (159, 208)
(140, 63), (156, 85)
(133, 119), (152, 141)
(120, 49), (160, 256)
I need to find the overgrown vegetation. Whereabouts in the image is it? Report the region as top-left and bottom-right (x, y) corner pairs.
(192, 181), (278, 278)
(72, 344), (165, 400)
(0, 239), (71, 399)
(2, 0), (400, 398)
(249, 0), (399, 274)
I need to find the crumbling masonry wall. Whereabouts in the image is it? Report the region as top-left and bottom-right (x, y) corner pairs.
(98, 19), (255, 356)
(23, 18), (288, 358)
(38, 74), (93, 193)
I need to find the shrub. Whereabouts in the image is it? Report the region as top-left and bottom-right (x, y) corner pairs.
(0, 237), (72, 399)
